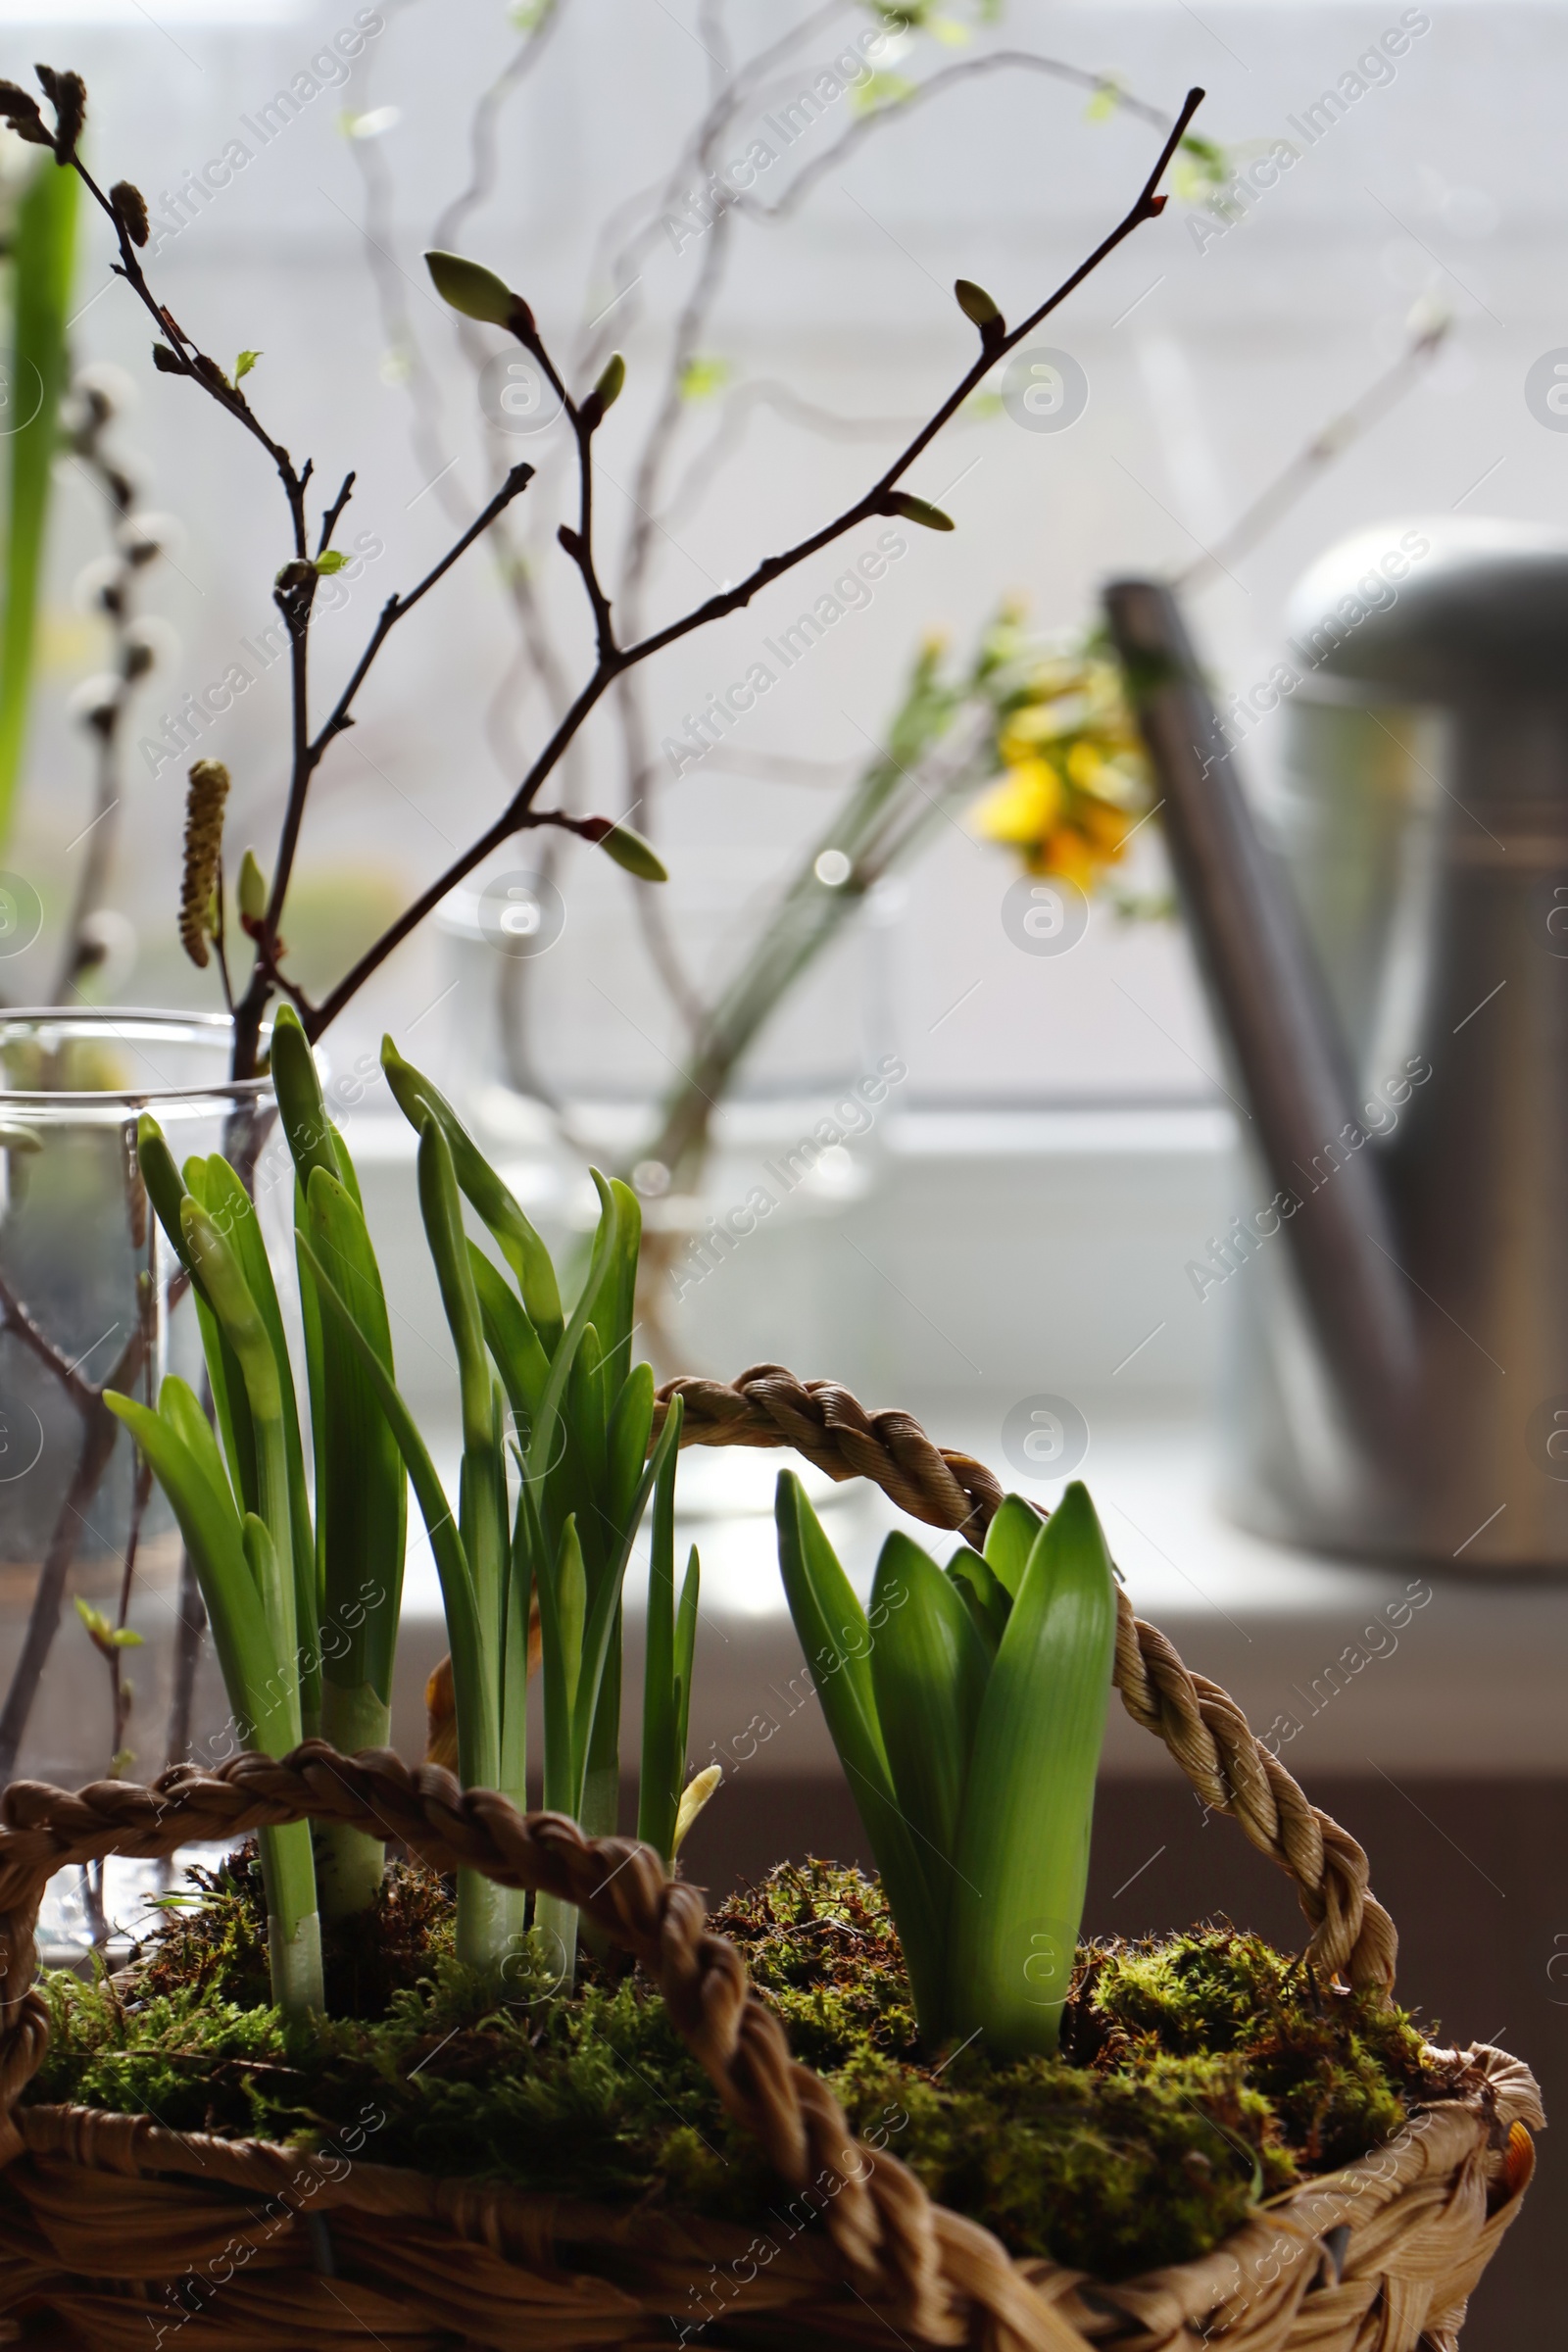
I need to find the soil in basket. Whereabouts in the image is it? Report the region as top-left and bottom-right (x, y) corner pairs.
(30, 1853), (1453, 2282)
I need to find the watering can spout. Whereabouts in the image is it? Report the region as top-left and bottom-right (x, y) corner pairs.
(1103, 577), (1419, 1465)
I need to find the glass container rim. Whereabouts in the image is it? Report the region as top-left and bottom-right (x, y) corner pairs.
(0, 1006), (272, 1109)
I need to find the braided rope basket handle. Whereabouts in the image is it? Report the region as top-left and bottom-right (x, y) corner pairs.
(0, 1368), (1395, 2345)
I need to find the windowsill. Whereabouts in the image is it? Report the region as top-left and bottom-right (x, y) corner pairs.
(388, 1413), (1568, 1781)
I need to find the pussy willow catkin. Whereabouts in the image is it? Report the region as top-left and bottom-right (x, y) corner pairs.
(179, 758), (230, 968)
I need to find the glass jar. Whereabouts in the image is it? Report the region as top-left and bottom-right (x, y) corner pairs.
(0, 1009), (271, 1798)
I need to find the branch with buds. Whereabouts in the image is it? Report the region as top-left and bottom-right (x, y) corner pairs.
(0, 62), (1203, 1081)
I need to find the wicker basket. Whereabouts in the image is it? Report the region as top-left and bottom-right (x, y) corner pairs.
(0, 1369), (1542, 2352)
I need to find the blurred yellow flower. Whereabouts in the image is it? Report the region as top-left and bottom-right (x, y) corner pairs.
(971, 633), (1152, 895)
(971, 756), (1061, 848)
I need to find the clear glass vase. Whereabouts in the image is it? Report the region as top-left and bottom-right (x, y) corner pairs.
(0, 1010), (271, 1804)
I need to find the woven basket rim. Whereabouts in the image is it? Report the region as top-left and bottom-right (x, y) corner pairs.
(0, 2047), (1543, 2350)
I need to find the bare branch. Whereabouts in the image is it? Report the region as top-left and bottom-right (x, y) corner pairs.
(739, 52), (1167, 226)
(306, 88), (1205, 1036)
(1173, 312), (1451, 596)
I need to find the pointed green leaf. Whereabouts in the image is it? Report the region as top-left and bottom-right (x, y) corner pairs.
(558, 1516), (586, 1713)
(581, 1171), (640, 1391)
(567, 1321), (608, 1520)
(138, 1120), (254, 1511)
(381, 1039), (563, 1347)
(469, 1241), (550, 1425)
(984, 1493), (1042, 1599)
(499, 1474), (532, 1811)
(296, 1230), (494, 1795)
(136, 1115), (192, 1271)
(304, 1166), (407, 1698)
(241, 1512), (301, 1748)
(104, 1386), (286, 1755)
(948, 1482), (1117, 2059)
(270, 1004), (344, 1193)
(674, 1543), (700, 1757)
(945, 1545), (1008, 1654)
(178, 1197), (280, 1418)
(638, 1397), (682, 1862)
(524, 1175), (617, 1496)
(416, 1116), (491, 1454)
(773, 1473), (945, 2034)
(869, 1531), (991, 1886)
(607, 1359), (655, 1530)
(190, 1154), (315, 1698)
(570, 1389), (680, 1807)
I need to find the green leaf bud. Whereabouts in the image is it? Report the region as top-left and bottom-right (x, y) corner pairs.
(884, 492), (956, 532)
(955, 277), (1000, 326)
(424, 249), (529, 331)
(237, 848), (267, 924)
(583, 817), (667, 882)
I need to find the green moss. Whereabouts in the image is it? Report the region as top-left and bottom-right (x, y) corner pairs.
(27, 1855), (1441, 2284)
(1072, 1927), (1432, 2173)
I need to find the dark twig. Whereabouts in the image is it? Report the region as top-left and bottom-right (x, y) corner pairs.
(317, 469), (357, 557)
(356, 19), (1187, 1091)
(308, 86), (1204, 1037)
(310, 464), (536, 767)
(47, 53), (1200, 1069)
(0, 1265), (95, 1410)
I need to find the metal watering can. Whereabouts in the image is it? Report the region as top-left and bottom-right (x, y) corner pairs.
(1106, 519), (1568, 1572)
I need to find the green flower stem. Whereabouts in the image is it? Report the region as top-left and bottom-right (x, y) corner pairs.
(579, 1619), (620, 1841)
(315, 1679), (392, 1922)
(260, 1823), (321, 2024)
